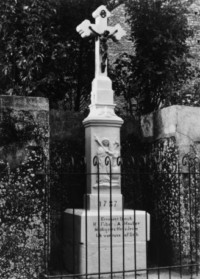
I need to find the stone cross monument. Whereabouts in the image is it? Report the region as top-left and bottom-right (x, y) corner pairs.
(64, 5), (150, 276)
(76, 5), (126, 209)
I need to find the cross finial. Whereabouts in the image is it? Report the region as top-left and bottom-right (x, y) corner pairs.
(76, 5), (126, 77)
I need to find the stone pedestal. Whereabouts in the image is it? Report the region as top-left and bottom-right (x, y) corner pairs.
(63, 90), (150, 275)
(64, 209), (150, 275)
(63, 72), (150, 275)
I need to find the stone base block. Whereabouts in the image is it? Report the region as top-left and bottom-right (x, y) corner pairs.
(64, 209), (150, 276)
(64, 241), (146, 275)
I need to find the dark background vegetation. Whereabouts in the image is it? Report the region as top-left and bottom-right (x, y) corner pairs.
(0, 0), (199, 115)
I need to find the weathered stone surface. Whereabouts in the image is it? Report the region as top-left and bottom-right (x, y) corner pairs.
(65, 209), (150, 244)
(84, 122), (122, 194)
(64, 209), (150, 275)
(140, 114), (154, 140)
(141, 105), (200, 171)
(141, 105), (200, 147)
(64, 242), (147, 275)
(85, 194), (123, 211)
(0, 95), (49, 111)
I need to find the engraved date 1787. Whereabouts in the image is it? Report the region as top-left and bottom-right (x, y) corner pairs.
(99, 200), (117, 207)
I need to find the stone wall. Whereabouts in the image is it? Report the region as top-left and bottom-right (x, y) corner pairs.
(0, 96), (49, 279)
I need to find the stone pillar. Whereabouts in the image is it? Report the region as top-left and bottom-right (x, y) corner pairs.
(0, 96), (49, 278)
(141, 105), (200, 162)
(141, 105), (200, 266)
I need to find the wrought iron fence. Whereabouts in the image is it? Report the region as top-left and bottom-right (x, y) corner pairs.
(1, 136), (200, 278)
(42, 136), (200, 279)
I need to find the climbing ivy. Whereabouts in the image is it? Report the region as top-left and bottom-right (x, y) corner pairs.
(0, 108), (49, 279)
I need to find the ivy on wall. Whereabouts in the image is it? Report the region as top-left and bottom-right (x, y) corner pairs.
(121, 135), (200, 267)
(0, 108), (49, 279)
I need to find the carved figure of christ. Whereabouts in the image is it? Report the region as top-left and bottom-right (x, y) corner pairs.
(76, 5), (126, 77)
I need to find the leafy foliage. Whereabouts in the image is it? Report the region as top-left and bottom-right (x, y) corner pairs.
(0, 0), (56, 98)
(0, 0), (130, 111)
(0, 0), (197, 114)
(112, 0), (194, 115)
(0, 108), (49, 279)
(110, 53), (136, 115)
(0, 0), (94, 110)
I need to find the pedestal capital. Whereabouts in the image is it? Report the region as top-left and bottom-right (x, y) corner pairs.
(83, 105), (123, 128)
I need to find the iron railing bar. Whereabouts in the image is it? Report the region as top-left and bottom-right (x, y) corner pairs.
(97, 157), (101, 279)
(49, 173), (200, 185)
(41, 263), (200, 278)
(84, 195), (88, 279)
(132, 163), (137, 278)
(167, 177), (171, 279)
(155, 180), (160, 279)
(194, 163), (198, 277)
(122, 196), (125, 279)
(169, 267), (171, 279)
(72, 207), (75, 274)
(134, 210), (137, 278)
(188, 164), (193, 279)
(145, 211), (148, 279)
(158, 266), (160, 279)
(49, 170), (200, 175)
(178, 163), (182, 279)
(108, 157), (113, 279)
(47, 166), (51, 275)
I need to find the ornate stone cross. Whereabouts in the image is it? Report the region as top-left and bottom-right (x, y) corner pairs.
(64, 7), (150, 276)
(76, 5), (126, 77)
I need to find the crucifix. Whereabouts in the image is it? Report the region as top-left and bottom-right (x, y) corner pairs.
(76, 5), (126, 77)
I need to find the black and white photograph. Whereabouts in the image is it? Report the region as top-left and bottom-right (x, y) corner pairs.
(0, 1), (200, 278)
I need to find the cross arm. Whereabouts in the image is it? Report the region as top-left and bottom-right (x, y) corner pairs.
(76, 19), (93, 38)
(107, 24), (126, 41)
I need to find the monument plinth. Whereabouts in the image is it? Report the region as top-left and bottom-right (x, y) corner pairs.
(64, 5), (150, 276)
